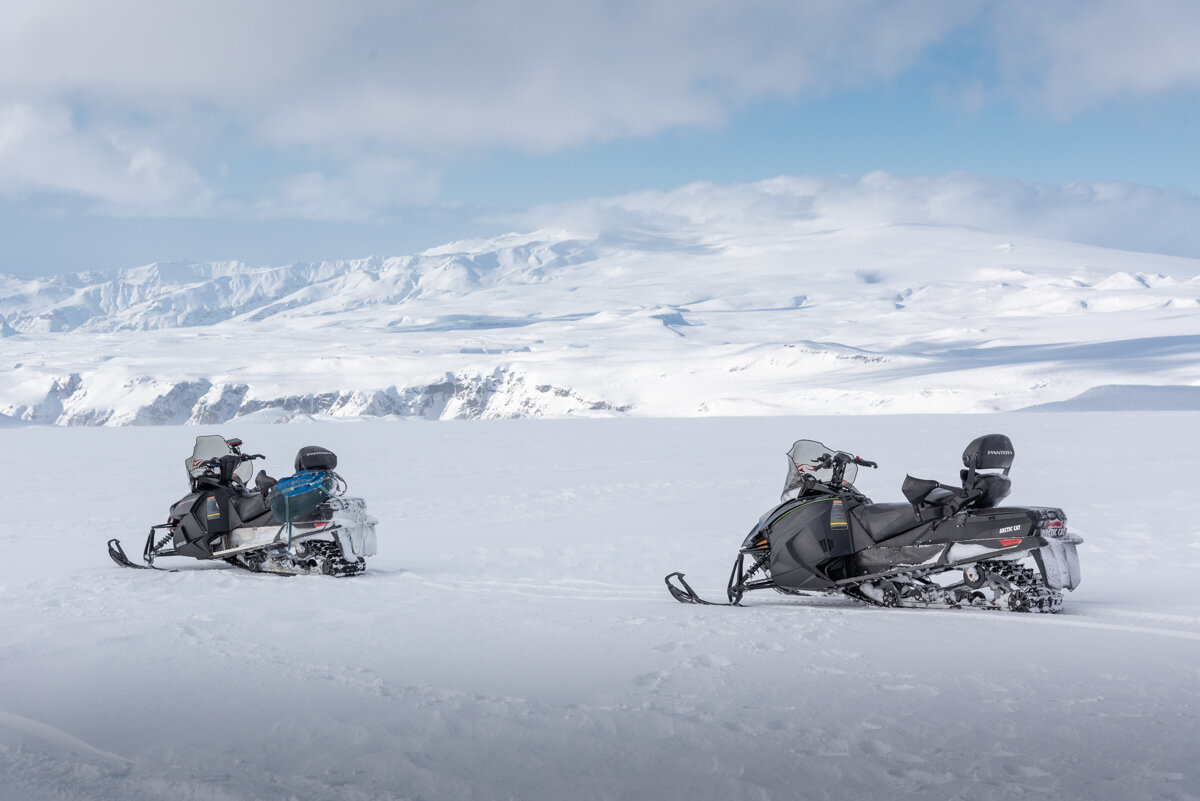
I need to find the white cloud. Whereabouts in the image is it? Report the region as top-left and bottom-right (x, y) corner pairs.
(516, 172), (1200, 259)
(2, 1), (1193, 153)
(1, 1), (1198, 217)
(0, 1), (966, 152)
(0, 100), (210, 210)
(988, 0), (1200, 113)
(259, 157), (442, 222)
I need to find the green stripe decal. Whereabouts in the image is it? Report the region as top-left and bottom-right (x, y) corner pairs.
(769, 497), (834, 527)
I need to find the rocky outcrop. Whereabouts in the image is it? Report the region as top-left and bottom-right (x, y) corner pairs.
(7, 369), (630, 426)
(5, 373), (83, 423)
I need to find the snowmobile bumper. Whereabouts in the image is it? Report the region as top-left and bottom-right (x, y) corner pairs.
(325, 496), (378, 560)
(1032, 530), (1083, 591)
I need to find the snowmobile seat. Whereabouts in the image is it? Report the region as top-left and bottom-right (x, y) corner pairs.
(852, 502), (924, 543)
(255, 470), (277, 495)
(232, 491), (274, 527)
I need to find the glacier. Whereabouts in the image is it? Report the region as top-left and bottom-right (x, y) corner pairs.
(2, 180), (1198, 425)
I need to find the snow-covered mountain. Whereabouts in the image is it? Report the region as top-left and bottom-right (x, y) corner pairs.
(3, 177), (1199, 425)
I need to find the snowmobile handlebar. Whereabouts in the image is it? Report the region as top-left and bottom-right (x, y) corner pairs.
(200, 451), (263, 469)
(819, 452), (878, 469)
(197, 451), (265, 487)
(804, 451), (877, 494)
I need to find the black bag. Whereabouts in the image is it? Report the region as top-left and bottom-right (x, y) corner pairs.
(294, 445), (337, 472)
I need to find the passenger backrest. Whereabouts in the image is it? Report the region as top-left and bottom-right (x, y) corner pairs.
(962, 434), (1014, 473)
(961, 434), (1014, 508)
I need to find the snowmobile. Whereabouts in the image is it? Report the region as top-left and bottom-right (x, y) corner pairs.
(665, 434), (1082, 612)
(108, 435), (378, 576)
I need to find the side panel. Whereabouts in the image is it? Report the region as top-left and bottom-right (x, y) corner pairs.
(855, 543), (947, 576)
(169, 493), (198, 520)
(924, 508), (1034, 544)
(767, 498), (852, 590)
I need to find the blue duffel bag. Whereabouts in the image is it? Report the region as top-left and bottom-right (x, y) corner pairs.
(269, 470), (336, 523)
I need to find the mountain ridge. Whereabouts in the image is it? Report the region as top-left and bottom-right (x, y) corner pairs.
(3, 179), (1198, 425)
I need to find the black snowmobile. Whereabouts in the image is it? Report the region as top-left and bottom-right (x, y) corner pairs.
(666, 434), (1082, 612)
(108, 435), (378, 576)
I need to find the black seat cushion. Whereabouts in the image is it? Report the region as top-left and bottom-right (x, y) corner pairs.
(232, 492), (275, 527)
(902, 476), (939, 506)
(964, 473), (1012, 508)
(852, 502), (923, 543)
(902, 475), (960, 508)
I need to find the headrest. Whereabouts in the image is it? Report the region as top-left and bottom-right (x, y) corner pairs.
(963, 434), (1014, 471)
(295, 445), (337, 472)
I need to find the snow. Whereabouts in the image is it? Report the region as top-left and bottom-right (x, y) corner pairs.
(1022, 383), (1200, 411)
(2, 412), (1199, 800)
(2, 178), (1198, 424)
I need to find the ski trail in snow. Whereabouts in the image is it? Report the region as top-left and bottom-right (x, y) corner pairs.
(1100, 608), (1200, 629)
(421, 575), (1200, 639)
(417, 577), (664, 601)
(852, 604), (1200, 642)
(0, 710), (132, 773)
(1024, 617), (1200, 642)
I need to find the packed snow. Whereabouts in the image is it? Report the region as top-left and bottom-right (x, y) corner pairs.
(1, 413), (1198, 800)
(2, 177), (1198, 425)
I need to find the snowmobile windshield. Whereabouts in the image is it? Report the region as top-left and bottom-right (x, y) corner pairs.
(783, 439), (858, 494)
(186, 435), (253, 485)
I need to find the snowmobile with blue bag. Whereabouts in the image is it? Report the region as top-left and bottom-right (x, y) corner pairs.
(665, 434), (1082, 612)
(108, 435), (378, 576)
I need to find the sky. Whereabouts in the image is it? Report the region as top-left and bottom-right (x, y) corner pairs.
(1, 0), (1198, 276)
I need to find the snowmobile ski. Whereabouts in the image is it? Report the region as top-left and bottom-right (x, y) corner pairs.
(107, 537), (176, 572)
(665, 572), (738, 606)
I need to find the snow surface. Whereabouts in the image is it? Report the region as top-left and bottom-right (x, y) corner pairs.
(2, 413), (1198, 800)
(2, 179), (1199, 424)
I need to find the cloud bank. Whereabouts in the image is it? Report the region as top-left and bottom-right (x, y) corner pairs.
(518, 172), (1200, 261)
(0, 1), (1197, 218)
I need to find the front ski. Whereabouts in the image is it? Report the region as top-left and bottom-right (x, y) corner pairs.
(107, 538), (177, 571)
(665, 572), (739, 606)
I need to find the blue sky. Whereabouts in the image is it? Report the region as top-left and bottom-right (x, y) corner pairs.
(1, 0), (1197, 276)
